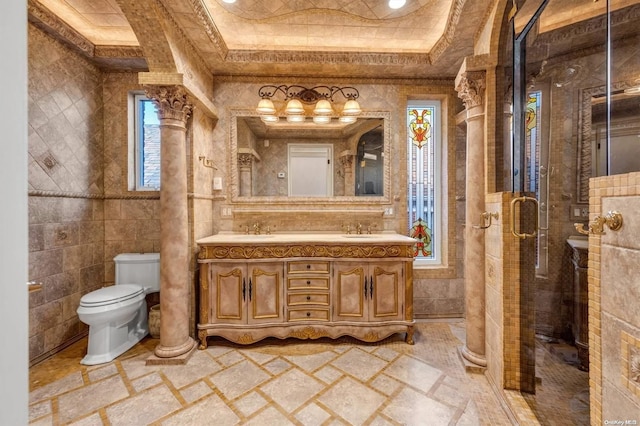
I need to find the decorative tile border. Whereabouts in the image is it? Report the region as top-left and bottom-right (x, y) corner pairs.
(621, 330), (640, 398)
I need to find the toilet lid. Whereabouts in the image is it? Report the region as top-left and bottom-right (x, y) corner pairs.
(80, 284), (144, 307)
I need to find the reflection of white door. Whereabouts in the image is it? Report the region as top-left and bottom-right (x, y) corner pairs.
(288, 144), (333, 196)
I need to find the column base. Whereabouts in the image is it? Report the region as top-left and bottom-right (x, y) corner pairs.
(147, 337), (197, 365)
(460, 345), (487, 373)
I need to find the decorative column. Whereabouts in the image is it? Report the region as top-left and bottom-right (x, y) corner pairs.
(238, 151), (254, 197)
(456, 71), (487, 368)
(145, 86), (197, 362)
(339, 152), (355, 196)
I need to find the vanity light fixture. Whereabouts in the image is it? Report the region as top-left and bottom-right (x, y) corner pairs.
(388, 0), (406, 9)
(624, 79), (640, 95)
(256, 85), (361, 124)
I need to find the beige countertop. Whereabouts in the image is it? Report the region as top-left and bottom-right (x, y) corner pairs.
(196, 232), (416, 245)
(567, 235), (588, 251)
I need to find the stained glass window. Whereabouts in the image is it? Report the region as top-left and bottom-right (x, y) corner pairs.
(407, 101), (440, 263)
(525, 91), (541, 194)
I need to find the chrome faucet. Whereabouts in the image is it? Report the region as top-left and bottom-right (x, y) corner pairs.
(253, 222), (261, 235)
(356, 223), (362, 235)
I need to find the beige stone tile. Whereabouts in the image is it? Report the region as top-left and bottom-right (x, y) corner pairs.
(131, 372), (162, 393)
(330, 348), (388, 381)
(383, 355), (443, 393)
(260, 368), (324, 413)
(106, 385), (181, 425)
(217, 350), (246, 367)
(383, 387), (457, 424)
(318, 377), (386, 425)
(161, 350), (221, 389)
(179, 380), (212, 404)
(263, 357), (292, 375)
(28, 399), (51, 423)
(58, 375), (129, 423)
(370, 374), (402, 396)
(284, 351), (338, 373)
(67, 413), (104, 426)
(314, 365), (343, 384)
(209, 360), (270, 400)
(244, 406), (295, 425)
(161, 393), (240, 426)
(234, 390), (268, 417)
(29, 371), (84, 403)
(87, 363), (118, 382)
(294, 402), (331, 425)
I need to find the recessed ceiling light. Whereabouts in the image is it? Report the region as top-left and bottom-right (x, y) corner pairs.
(388, 0), (406, 9)
(222, 0), (236, 3)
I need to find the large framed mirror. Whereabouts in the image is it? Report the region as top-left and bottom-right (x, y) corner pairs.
(578, 81), (640, 203)
(229, 109), (391, 204)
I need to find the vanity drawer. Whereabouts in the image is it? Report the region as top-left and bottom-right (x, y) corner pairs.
(287, 277), (330, 290)
(287, 261), (330, 274)
(288, 292), (330, 306)
(287, 308), (330, 322)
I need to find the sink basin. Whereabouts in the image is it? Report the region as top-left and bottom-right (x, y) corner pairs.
(341, 234), (378, 238)
(233, 235), (275, 239)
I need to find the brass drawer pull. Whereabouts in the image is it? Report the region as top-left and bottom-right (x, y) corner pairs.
(307, 280), (311, 285)
(306, 296), (311, 301)
(306, 312), (311, 317)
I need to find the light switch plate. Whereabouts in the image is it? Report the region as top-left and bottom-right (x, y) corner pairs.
(213, 177), (223, 190)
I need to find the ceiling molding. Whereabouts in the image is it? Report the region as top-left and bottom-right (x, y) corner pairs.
(187, 0), (229, 59)
(224, 50), (431, 67)
(213, 74), (456, 87)
(94, 45), (144, 58)
(429, 0), (467, 64)
(27, 0), (94, 57)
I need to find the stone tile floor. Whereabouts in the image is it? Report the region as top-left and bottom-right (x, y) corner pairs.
(28, 321), (588, 425)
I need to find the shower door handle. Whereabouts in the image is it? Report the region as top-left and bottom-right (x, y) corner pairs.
(249, 278), (252, 302)
(510, 196), (539, 239)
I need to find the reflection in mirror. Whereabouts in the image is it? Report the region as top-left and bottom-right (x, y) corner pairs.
(230, 110), (390, 203)
(592, 90), (640, 177)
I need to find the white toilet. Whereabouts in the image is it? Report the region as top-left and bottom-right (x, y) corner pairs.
(77, 253), (160, 365)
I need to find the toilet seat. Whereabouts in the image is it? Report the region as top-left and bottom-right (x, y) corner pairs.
(79, 284), (144, 308)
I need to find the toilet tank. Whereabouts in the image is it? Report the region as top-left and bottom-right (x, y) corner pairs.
(114, 253), (160, 293)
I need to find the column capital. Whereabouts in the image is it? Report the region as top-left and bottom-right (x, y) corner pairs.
(455, 71), (486, 109)
(145, 85), (193, 123)
(238, 153), (254, 167)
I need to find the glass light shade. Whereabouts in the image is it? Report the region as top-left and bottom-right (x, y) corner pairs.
(624, 86), (640, 95)
(260, 114), (279, 123)
(256, 98), (276, 115)
(342, 99), (361, 116)
(285, 99), (304, 115)
(286, 114), (305, 123)
(339, 116), (357, 124)
(388, 0), (406, 9)
(313, 115), (332, 124)
(313, 99), (333, 115)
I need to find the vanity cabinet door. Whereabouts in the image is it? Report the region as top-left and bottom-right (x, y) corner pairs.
(210, 263), (283, 325)
(333, 263), (368, 322)
(333, 262), (404, 322)
(369, 263), (404, 321)
(211, 264), (246, 325)
(247, 263), (284, 324)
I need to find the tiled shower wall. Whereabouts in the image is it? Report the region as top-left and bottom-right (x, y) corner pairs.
(28, 26), (105, 363)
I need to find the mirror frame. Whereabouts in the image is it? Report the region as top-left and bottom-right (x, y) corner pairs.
(229, 108), (392, 205)
(577, 80), (636, 203)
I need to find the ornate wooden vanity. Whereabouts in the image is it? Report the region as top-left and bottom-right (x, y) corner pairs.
(196, 233), (415, 348)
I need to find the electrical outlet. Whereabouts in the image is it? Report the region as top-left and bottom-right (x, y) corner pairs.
(221, 207), (232, 217)
(570, 204), (589, 220)
(384, 207), (394, 216)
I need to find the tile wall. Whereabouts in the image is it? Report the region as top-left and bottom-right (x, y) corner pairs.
(28, 25), (105, 363)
